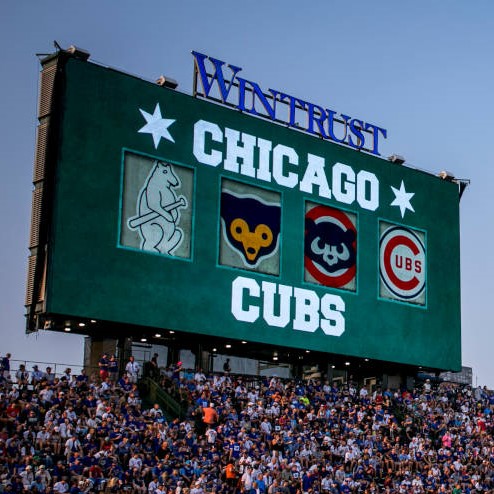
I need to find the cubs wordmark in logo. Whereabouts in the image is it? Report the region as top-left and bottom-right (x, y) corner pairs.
(379, 225), (426, 303)
(304, 205), (357, 290)
(220, 191), (281, 269)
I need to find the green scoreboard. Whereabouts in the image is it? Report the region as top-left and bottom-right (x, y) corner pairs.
(33, 53), (461, 371)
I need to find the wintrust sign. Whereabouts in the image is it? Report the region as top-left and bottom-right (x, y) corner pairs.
(192, 51), (388, 157)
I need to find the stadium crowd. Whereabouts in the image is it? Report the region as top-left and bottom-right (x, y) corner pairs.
(0, 353), (493, 494)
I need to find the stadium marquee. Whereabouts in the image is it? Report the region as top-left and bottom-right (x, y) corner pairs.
(26, 50), (462, 372)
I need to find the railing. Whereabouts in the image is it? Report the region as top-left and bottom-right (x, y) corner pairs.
(4, 359), (97, 381)
(141, 377), (185, 420)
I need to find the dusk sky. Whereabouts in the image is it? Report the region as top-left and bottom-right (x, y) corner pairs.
(2, 1), (494, 386)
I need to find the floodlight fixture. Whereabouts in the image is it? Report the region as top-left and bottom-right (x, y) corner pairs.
(387, 154), (405, 165)
(66, 45), (90, 61)
(438, 170), (455, 181)
(156, 75), (178, 89)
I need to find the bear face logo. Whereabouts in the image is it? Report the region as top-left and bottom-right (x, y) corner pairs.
(220, 191), (281, 268)
(304, 205), (357, 288)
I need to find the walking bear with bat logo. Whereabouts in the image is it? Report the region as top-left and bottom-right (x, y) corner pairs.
(128, 160), (187, 255)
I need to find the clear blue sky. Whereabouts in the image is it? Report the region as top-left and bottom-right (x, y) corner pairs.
(1, 1), (493, 386)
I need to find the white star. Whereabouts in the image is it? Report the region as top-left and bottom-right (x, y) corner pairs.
(390, 180), (415, 218)
(138, 103), (175, 148)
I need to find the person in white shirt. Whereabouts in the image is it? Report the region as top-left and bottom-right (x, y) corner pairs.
(194, 369), (206, 382)
(129, 453), (143, 471)
(147, 477), (160, 494)
(64, 434), (82, 459)
(125, 356), (140, 383)
(241, 466), (254, 492)
(39, 386), (54, 406)
(205, 427), (217, 445)
(32, 366), (46, 385)
(36, 427), (51, 450)
(20, 466), (34, 489)
(148, 403), (164, 418)
(53, 479), (69, 493)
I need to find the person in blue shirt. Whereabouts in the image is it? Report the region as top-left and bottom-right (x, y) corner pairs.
(30, 476), (46, 493)
(108, 355), (119, 383)
(301, 470), (314, 494)
(1, 353), (11, 380)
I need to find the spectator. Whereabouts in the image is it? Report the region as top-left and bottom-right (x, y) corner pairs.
(108, 355), (119, 382)
(150, 353), (160, 376)
(75, 368), (89, 387)
(53, 478), (69, 493)
(224, 461), (238, 490)
(64, 434), (82, 460)
(171, 361), (183, 382)
(20, 466), (34, 489)
(45, 366), (56, 384)
(34, 465), (52, 491)
(1, 357), (494, 493)
(15, 364), (29, 386)
(125, 355), (140, 384)
(32, 365), (44, 385)
(202, 402), (218, 431)
(223, 358), (231, 373)
(62, 367), (72, 382)
(194, 368), (206, 383)
(1, 352), (11, 380)
(98, 353), (109, 381)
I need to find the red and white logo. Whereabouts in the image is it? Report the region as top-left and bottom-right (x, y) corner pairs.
(304, 206), (357, 289)
(379, 226), (426, 301)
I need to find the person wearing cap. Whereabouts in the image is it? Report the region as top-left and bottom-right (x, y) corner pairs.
(190, 481), (204, 494)
(35, 464), (52, 491)
(30, 476), (46, 493)
(171, 361), (183, 383)
(31, 365), (43, 386)
(15, 364), (29, 386)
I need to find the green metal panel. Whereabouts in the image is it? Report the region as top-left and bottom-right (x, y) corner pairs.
(46, 58), (461, 371)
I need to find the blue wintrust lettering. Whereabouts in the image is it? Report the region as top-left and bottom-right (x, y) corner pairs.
(192, 51), (387, 157)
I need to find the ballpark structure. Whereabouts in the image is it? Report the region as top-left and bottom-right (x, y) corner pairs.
(26, 47), (462, 382)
